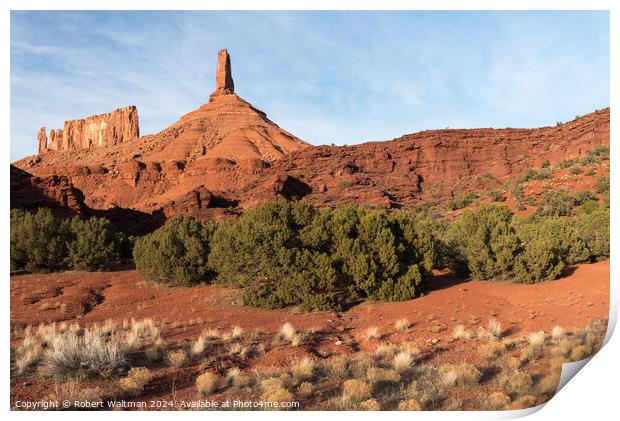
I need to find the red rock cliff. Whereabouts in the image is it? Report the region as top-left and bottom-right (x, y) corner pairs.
(39, 106), (139, 153)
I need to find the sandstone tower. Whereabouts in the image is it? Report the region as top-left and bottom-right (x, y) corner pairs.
(210, 49), (235, 99)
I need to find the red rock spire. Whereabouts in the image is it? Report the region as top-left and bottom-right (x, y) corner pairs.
(211, 49), (235, 99)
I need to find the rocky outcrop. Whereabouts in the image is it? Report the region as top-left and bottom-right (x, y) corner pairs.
(39, 106), (139, 154)
(37, 128), (47, 155)
(210, 49), (235, 99)
(10, 165), (86, 217)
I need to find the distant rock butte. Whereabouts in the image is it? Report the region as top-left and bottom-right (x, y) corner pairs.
(38, 106), (139, 153)
(11, 49), (610, 232)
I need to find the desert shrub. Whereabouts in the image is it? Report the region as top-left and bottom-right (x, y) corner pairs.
(512, 183), (524, 199)
(557, 159), (576, 169)
(576, 205), (610, 261)
(518, 168), (551, 183)
(325, 207), (434, 302)
(445, 205), (520, 279)
(448, 192), (478, 210)
(134, 216), (216, 286)
(580, 145), (609, 164)
(572, 190), (597, 206)
(595, 176), (610, 194)
(210, 201), (337, 309)
(536, 191), (575, 217)
(10, 208), (72, 272)
(10, 208), (122, 272)
(512, 217), (589, 283)
(66, 217), (120, 270)
(410, 210), (449, 268)
(44, 328), (126, 380)
(486, 189), (506, 202)
(210, 201), (435, 310)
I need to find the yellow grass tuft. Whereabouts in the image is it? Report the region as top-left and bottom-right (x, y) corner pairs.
(120, 367), (152, 397)
(398, 399), (422, 411)
(395, 318), (411, 331)
(167, 349), (187, 369)
(196, 371), (219, 396)
(359, 399), (381, 411)
(438, 363), (481, 388)
(393, 351), (414, 372)
(342, 379), (371, 402)
(364, 326), (380, 341)
(367, 367), (401, 383)
(290, 357), (314, 381)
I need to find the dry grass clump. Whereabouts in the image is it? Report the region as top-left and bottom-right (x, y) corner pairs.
(231, 325), (244, 338)
(393, 351), (414, 372)
(145, 337), (165, 362)
(506, 394), (540, 410)
(398, 399), (422, 410)
(395, 318), (411, 331)
(126, 318), (160, 350)
(438, 363), (481, 388)
(262, 387), (294, 409)
(551, 325), (565, 340)
(452, 324), (471, 340)
(348, 355), (375, 379)
(166, 349), (188, 369)
(497, 369), (534, 395)
(290, 357), (314, 381)
(342, 379), (371, 403)
(367, 367), (401, 384)
(43, 382), (106, 408)
(486, 318), (502, 340)
(536, 373), (560, 395)
(14, 330), (43, 374)
(190, 334), (207, 357)
(400, 342), (421, 357)
(196, 371), (219, 396)
(375, 343), (398, 357)
(279, 322), (296, 342)
(297, 381), (313, 398)
(364, 326), (380, 340)
(44, 328), (126, 380)
(359, 399), (381, 410)
(260, 377), (284, 394)
(225, 367), (248, 388)
(527, 331), (546, 350)
(486, 392), (511, 410)
(569, 345), (589, 361)
(478, 341), (505, 362)
(120, 367), (152, 397)
(323, 356), (348, 379)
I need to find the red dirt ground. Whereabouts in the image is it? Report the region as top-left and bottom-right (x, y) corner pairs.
(10, 260), (609, 407)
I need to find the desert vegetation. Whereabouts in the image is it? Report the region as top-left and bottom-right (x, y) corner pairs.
(10, 317), (607, 410)
(11, 171), (609, 312)
(10, 208), (128, 272)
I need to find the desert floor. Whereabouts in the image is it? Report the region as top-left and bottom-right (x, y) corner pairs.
(10, 260), (609, 408)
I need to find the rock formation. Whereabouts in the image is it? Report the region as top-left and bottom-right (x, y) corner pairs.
(37, 128), (47, 155)
(38, 106), (139, 153)
(210, 49), (235, 99)
(11, 49), (610, 233)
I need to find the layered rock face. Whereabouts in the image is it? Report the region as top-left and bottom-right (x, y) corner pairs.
(241, 108), (609, 209)
(38, 106), (139, 153)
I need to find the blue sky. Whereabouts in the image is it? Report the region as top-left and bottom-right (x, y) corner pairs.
(10, 11), (609, 161)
